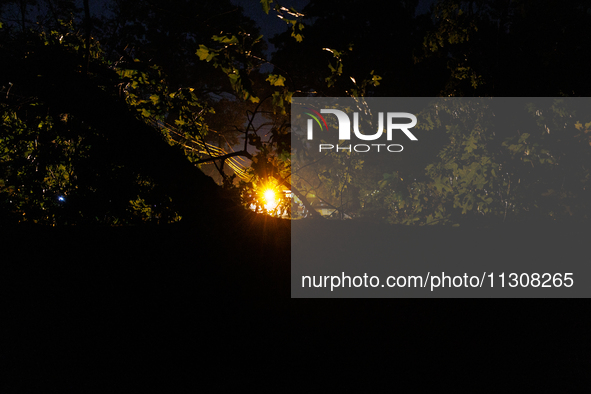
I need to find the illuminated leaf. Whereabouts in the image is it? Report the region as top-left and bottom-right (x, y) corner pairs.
(196, 45), (216, 62)
(266, 74), (286, 86)
(260, 0), (272, 14)
(212, 35), (239, 45)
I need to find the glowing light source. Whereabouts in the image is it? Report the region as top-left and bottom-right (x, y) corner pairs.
(58, 196), (65, 202)
(263, 189), (277, 212)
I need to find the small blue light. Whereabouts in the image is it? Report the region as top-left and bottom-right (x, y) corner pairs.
(58, 196), (65, 202)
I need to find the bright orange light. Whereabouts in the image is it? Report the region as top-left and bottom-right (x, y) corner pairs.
(262, 189), (279, 213)
(263, 189), (277, 211)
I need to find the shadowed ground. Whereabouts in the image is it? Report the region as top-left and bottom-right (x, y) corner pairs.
(1, 218), (590, 390)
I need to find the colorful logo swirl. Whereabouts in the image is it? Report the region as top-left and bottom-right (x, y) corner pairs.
(303, 107), (329, 131)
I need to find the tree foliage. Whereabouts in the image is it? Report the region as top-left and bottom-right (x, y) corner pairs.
(0, 8), (230, 224)
(379, 99), (591, 225)
(1, 0), (590, 226)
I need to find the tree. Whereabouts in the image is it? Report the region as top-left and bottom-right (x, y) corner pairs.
(277, 0), (591, 224)
(2, 0), (590, 226)
(0, 14), (239, 224)
(417, 0), (591, 96)
(0, 0), (315, 223)
(356, 98), (591, 226)
(270, 0), (434, 97)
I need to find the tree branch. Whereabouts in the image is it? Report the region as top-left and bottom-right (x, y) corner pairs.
(83, 0), (92, 76)
(194, 150), (252, 165)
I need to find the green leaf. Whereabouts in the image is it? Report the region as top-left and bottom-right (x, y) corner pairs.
(518, 133), (530, 143)
(196, 45), (210, 60)
(465, 140), (477, 153)
(371, 73), (382, 86)
(212, 35), (239, 45)
(266, 74), (286, 86)
(196, 45), (216, 62)
(260, 0), (272, 14)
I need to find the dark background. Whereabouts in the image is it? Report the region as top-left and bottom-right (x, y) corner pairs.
(1, 0), (590, 390)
